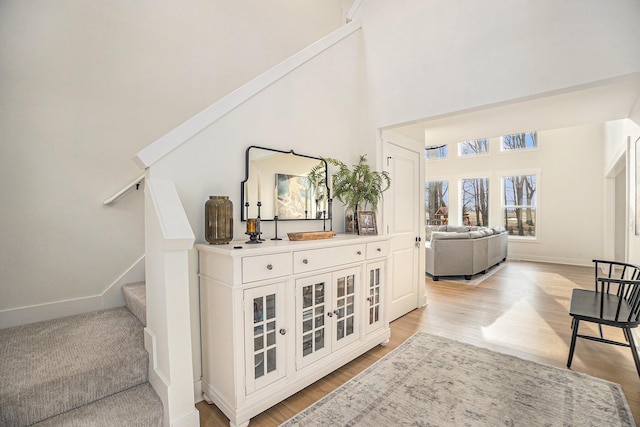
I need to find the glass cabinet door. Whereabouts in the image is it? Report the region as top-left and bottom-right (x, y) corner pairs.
(365, 261), (385, 334)
(332, 267), (360, 351)
(244, 282), (286, 394)
(296, 274), (331, 369)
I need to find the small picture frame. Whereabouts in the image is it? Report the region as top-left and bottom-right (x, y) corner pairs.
(357, 211), (378, 235)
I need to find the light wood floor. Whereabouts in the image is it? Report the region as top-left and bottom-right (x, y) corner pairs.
(197, 261), (640, 426)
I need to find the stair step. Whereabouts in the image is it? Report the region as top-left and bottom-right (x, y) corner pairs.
(122, 281), (146, 326)
(0, 307), (149, 426)
(33, 383), (163, 426)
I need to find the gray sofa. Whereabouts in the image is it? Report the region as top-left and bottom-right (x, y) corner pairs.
(426, 225), (508, 281)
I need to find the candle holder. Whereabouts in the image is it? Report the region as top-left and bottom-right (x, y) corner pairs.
(323, 210), (327, 231)
(271, 215), (282, 240)
(257, 201), (264, 241)
(245, 218), (262, 244)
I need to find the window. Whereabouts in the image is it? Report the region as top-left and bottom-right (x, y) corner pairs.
(458, 139), (489, 156)
(502, 132), (537, 151)
(425, 180), (449, 225)
(461, 178), (489, 226)
(425, 145), (448, 160)
(503, 174), (537, 237)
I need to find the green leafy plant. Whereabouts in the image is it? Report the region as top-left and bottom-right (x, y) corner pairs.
(326, 155), (391, 211)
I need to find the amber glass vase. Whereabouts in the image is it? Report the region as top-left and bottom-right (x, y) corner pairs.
(205, 196), (233, 244)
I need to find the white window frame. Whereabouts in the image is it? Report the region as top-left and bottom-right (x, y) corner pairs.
(500, 132), (539, 153)
(425, 145), (449, 161)
(425, 178), (450, 226)
(458, 173), (491, 227)
(500, 169), (540, 241)
(457, 139), (490, 157)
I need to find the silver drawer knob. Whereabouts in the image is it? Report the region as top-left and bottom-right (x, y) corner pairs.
(377, 248), (382, 252)
(279, 329), (286, 335)
(357, 251), (362, 255)
(267, 264), (273, 270)
(302, 259), (309, 264)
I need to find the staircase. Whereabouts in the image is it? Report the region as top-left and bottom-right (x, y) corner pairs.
(0, 282), (163, 426)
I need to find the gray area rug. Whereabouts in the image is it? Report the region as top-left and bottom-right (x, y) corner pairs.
(281, 333), (636, 426)
(436, 262), (506, 286)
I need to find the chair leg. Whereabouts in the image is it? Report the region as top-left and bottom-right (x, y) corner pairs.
(625, 328), (640, 377)
(567, 318), (580, 368)
(598, 324), (604, 339)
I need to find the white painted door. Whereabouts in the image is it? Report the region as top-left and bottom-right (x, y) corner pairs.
(382, 136), (425, 321)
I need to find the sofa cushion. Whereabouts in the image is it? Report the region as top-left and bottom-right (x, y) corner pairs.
(438, 225), (470, 233)
(431, 231), (471, 240)
(468, 231), (484, 239)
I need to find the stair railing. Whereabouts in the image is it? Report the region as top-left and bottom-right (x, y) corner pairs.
(103, 174), (145, 205)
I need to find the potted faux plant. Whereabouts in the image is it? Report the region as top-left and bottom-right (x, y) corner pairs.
(326, 155), (391, 233)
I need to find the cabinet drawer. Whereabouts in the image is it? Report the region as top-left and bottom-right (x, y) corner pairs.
(242, 253), (292, 283)
(366, 241), (390, 259)
(293, 244), (365, 274)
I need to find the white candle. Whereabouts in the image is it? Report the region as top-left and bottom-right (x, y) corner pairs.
(257, 174), (262, 202)
(245, 181), (250, 203)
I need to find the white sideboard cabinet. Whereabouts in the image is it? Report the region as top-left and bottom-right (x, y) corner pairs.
(197, 234), (391, 427)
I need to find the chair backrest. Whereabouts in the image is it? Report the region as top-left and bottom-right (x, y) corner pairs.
(593, 259), (640, 323)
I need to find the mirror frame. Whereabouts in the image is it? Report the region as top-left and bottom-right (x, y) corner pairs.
(241, 145), (330, 221)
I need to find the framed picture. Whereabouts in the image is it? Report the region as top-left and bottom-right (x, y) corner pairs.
(357, 211), (378, 235)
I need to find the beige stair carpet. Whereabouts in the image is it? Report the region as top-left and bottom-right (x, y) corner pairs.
(0, 307), (150, 425)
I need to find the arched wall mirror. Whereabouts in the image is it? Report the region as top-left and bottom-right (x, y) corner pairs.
(241, 146), (329, 221)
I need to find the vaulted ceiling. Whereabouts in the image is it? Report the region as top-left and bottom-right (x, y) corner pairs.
(389, 74), (640, 146)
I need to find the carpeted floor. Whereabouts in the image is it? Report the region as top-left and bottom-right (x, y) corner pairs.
(280, 332), (636, 426)
(0, 306), (160, 426)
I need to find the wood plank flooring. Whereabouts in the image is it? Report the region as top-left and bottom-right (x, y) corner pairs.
(197, 261), (640, 426)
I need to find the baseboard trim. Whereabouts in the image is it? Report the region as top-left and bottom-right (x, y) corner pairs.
(171, 409), (200, 427)
(102, 255), (146, 309)
(506, 254), (593, 267)
(193, 379), (203, 404)
(0, 256), (145, 329)
(0, 296), (103, 329)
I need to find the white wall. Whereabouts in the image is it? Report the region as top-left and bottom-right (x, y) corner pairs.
(425, 124), (605, 266)
(361, 0), (640, 128)
(150, 30), (371, 240)
(0, 0), (345, 320)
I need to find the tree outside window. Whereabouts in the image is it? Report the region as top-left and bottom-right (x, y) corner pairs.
(425, 145), (448, 160)
(502, 132), (537, 151)
(503, 174), (536, 237)
(459, 139), (489, 156)
(425, 180), (448, 240)
(461, 178), (489, 226)
(425, 180), (449, 225)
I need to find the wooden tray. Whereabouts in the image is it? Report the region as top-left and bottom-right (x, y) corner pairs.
(287, 231), (335, 241)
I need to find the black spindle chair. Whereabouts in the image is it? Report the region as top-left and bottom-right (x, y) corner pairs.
(567, 259), (640, 377)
